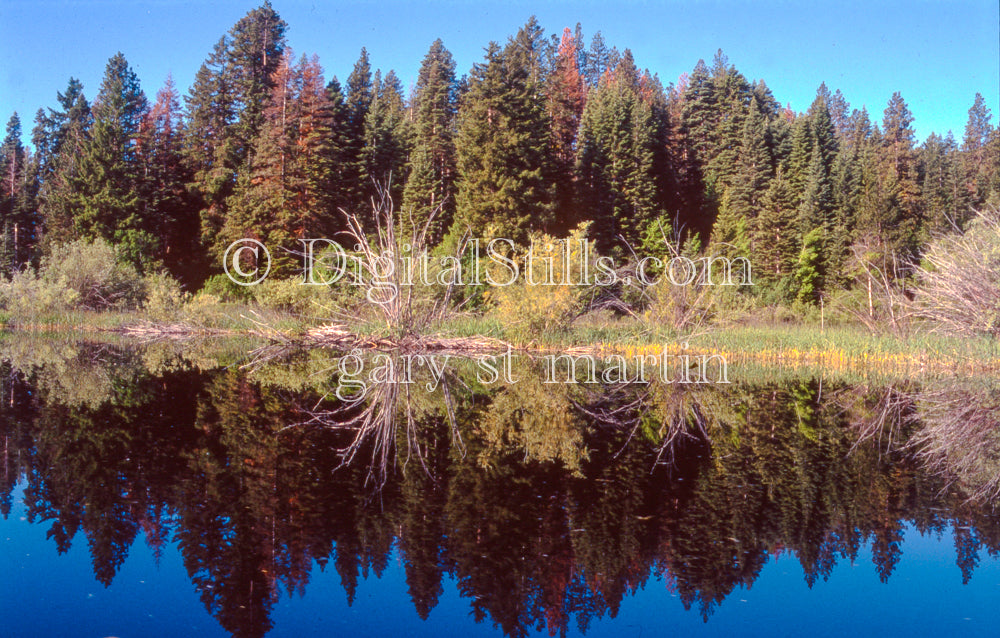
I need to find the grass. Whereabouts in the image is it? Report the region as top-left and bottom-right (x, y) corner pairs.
(2, 298), (998, 376)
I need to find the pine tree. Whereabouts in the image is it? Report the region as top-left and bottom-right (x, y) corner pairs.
(877, 92), (923, 260)
(403, 39), (458, 243)
(223, 51), (337, 274)
(69, 53), (155, 271)
(704, 51), (752, 196)
(919, 132), (968, 233)
(680, 52), (753, 238)
(183, 3), (287, 264)
(795, 227), (824, 304)
(754, 169), (799, 286)
(583, 31), (619, 87)
(453, 30), (555, 241)
(343, 48), (374, 215)
(184, 37), (237, 252)
(796, 91), (838, 237)
(827, 88), (851, 140)
(0, 114), (37, 273)
(547, 28), (586, 231)
(140, 76), (203, 283)
(324, 76), (356, 217)
(364, 69), (412, 206)
(680, 59), (717, 175)
(961, 92), (994, 208)
(575, 53), (659, 252)
(34, 78), (91, 246)
(506, 16), (551, 89)
(828, 108), (870, 284)
(726, 96), (772, 233)
(226, 0), (288, 168)
(787, 115), (813, 196)
(297, 55), (339, 236)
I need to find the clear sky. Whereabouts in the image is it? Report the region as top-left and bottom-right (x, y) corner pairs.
(1, 0), (997, 147)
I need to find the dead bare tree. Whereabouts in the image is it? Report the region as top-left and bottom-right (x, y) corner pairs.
(337, 181), (464, 339)
(913, 382), (1000, 504)
(911, 207), (1000, 337)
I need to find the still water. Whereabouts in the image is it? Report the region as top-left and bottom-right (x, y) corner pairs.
(1, 338), (998, 637)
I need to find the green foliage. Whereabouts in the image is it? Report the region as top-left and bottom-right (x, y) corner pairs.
(575, 53), (663, 253)
(795, 228), (824, 304)
(251, 277), (328, 314)
(487, 224), (594, 335)
(403, 39), (458, 243)
(198, 273), (252, 303)
(454, 28), (555, 242)
(142, 271), (189, 321)
(0, 238), (146, 319)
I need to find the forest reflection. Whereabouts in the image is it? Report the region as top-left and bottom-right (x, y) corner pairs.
(1, 338), (998, 638)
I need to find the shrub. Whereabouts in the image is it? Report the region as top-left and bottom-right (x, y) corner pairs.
(0, 239), (146, 320)
(142, 271), (190, 321)
(0, 267), (77, 318)
(252, 278), (327, 314)
(198, 273), (252, 303)
(912, 208), (1000, 337)
(487, 225), (594, 335)
(42, 238), (145, 310)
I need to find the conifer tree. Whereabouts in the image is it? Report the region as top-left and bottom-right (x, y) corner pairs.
(343, 48), (374, 215)
(796, 92), (838, 244)
(547, 28), (586, 230)
(0, 114), (37, 272)
(34, 78), (91, 246)
(961, 93), (994, 208)
(575, 52), (659, 252)
(583, 32), (619, 87)
(919, 132), (967, 233)
(324, 77), (356, 217)
(69, 53), (155, 271)
(403, 39), (458, 242)
(223, 52), (336, 273)
(454, 27), (555, 241)
(725, 96), (772, 231)
(183, 37), (237, 252)
(183, 3), (287, 261)
(704, 50), (752, 196)
(140, 76), (202, 282)
(754, 169), (799, 286)
(877, 92), (923, 260)
(795, 228), (824, 304)
(364, 69), (412, 206)
(226, 0), (288, 168)
(680, 60), (717, 173)
(787, 116), (813, 196)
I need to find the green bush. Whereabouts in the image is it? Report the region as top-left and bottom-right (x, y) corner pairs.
(0, 239), (146, 319)
(198, 273), (252, 303)
(43, 238), (145, 310)
(0, 267), (78, 318)
(486, 225), (594, 335)
(142, 271), (190, 321)
(252, 278), (328, 314)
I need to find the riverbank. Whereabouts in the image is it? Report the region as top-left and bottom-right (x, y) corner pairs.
(2, 304), (997, 376)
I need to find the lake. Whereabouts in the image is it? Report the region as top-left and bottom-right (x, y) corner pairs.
(1, 337), (998, 637)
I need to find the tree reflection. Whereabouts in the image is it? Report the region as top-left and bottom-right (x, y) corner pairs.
(1, 342), (998, 638)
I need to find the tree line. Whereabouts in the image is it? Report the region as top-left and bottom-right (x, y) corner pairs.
(0, 1), (997, 304)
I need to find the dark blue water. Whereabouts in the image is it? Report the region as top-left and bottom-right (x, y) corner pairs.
(4, 478), (999, 637)
(1, 345), (999, 636)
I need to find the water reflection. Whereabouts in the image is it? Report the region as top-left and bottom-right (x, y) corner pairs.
(0, 338), (998, 637)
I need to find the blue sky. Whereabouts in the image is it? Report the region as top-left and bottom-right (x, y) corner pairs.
(1, 0), (997, 146)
